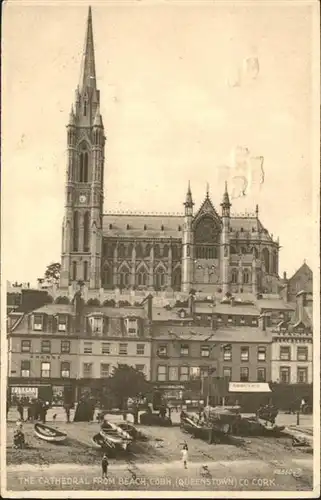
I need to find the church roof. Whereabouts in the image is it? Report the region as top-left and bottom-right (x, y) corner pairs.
(103, 213), (184, 239)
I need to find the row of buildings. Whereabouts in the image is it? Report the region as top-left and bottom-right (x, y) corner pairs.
(7, 273), (313, 407)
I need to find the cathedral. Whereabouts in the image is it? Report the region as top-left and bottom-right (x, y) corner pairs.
(60, 7), (280, 296)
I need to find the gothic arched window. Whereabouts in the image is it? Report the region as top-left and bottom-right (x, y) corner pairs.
(83, 212), (90, 252)
(136, 243), (143, 259)
(83, 261), (88, 281)
(163, 244), (169, 258)
(127, 243), (134, 259)
(79, 151), (89, 183)
(195, 215), (219, 244)
(252, 247), (259, 259)
(73, 211), (79, 251)
(119, 268), (130, 287)
(103, 265), (113, 288)
(137, 270), (147, 287)
(262, 248), (270, 273)
(172, 267), (181, 291)
(144, 244), (151, 258)
(154, 244), (160, 258)
(172, 246), (178, 260)
(231, 268), (238, 284)
(155, 268), (166, 289)
(272, 250), (277, 274)
(243, 269), (250, 284)
(118, 243), (125, 259)
(72, 261), (77, 281)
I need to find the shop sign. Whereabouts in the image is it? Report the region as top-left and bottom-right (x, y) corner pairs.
(11, 386), (38, 398)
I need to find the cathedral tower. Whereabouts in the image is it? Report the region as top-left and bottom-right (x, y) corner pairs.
(60, 7), (105, 289)
(220, 182), (231, 295)
(182, 182), (194, 293)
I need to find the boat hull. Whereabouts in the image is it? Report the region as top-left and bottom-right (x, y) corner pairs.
(34, 423), (67, 443)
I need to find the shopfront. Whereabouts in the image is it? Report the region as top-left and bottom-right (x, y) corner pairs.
(8, 379), (76, 406)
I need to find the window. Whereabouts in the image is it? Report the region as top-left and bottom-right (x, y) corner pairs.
(83, 212), (90, 252)
(157, 365), (167, 382)
(90, 317), (103, 335)
(83, 261), (89, 281)
(61, 340), (70, 354)
(257, 346), (266, 362)
(72, 261), (77, 281)
(41, 362), (51, 378)
(243, 269), (250, 284)
(120, 270), (130, 287)
(101, 363), (110, 377)
(83, 362), (93, 378)
(280, 366), (290, 384)
(101, 342), (110, 354)
(168, 366), (179, 381)
(33, 314), (43, 331)
(73, 211), (79, 251)
(21, 340), (31, 353)
(58, 315), (68, 332)
(231, 269), (238, 284)
(240, 316), (245, 325)
(257, 367), (266, 382)
(119, 343), (128, 356)
(297, 346), (308, 361)
(79, 151), (88, 182)
(227, 315), (233, 324)
(61, 361), (70, 378)
(136, 344), (145, 355)
(180, 344), (189, 357)
(223, 367), (232, 380)
(217, 315), (222, 323)
(137, 271), (147, 287)
(83, 342), (93, 354)
(280, 346), (291, 361)
(240, 367), (249, 382)
(180, 366), (189, 381)
(135, 364), (145, 373)
(223, 345), (232, 361)
(297, 367), (308, 383)
(21, 360), (30, 377)
(157, 345), (168, 357)
(240, 347), (249, 362)
(201, 345), (210, 357)
(41, 340), (51, 353)
(251, 318), (258, 326)
(125, 318), (138, 336)
(190, 366), (200, 378)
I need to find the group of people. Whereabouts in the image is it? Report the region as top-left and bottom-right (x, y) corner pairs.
(13, 398), (50, 423)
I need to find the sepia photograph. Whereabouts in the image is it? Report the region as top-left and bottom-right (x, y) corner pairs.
(1, 0), (320, 497)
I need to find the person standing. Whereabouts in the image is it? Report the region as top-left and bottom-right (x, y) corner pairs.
(101, 453), (109, 478)
(181, 444), (188, 469)
(17, 401), (24, 421)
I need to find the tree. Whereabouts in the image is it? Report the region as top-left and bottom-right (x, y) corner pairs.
(108, 364), (150, 411)
(44, 262), (61, 285)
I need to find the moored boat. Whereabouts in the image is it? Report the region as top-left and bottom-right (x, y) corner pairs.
(91, 433), (116, 451)
(34, 423), (67, 443)
(100, 421), (132, 450)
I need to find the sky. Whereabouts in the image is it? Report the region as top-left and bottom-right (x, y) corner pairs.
(2, 0), (319, 285)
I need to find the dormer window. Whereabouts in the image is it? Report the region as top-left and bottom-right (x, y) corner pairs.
(125, 317), (138, 336)
(89, 316), (104, 336)
(33, 314), (43, 331)
(58, 315), (68, 332)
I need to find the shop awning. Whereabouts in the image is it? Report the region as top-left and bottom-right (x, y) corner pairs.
(229, 382), (271, 393)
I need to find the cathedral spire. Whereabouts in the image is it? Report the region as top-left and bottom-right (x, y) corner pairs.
(184, 181), (194, 208)
(79, 6), (96, 92)
(221, 181), (231, 208)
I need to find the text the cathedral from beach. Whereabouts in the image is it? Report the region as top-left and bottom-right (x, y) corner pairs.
(60, 7), (280, 297)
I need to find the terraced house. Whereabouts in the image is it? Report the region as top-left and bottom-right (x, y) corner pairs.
(7, 295), (152, 404)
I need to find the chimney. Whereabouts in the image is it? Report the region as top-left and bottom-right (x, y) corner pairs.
(188, 294), (195, 316)
(259, 313), (266, 331)
(296, 290), (306, 322)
